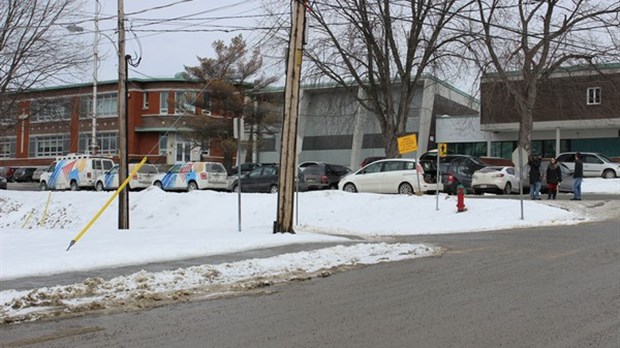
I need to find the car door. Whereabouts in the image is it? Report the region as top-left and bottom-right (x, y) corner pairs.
(353, 161), (384, 193)
(582, 154), (603, 177)
(556, 154), (575, 172)
(379, 160), (408, 193)
(257, 166), (278, 192)
(243, 166), (264, 192)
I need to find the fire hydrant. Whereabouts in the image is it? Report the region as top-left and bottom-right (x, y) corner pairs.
(456, 184), (467, 213)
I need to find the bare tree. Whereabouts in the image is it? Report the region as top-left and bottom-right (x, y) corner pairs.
(473, 0), (620, 155)
(182, 35), (278, 170)
(302, 0), (475, 157)
(0, 0), (88, 131)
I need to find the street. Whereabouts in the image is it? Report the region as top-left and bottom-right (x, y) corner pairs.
(1, 219), (618, 347)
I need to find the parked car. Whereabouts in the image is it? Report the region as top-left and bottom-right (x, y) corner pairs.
(521, 159), (574, 193)
(13, 167), (38, 182)
(229, 164), (280, 193)
(0, 175), (6, 189)
(95, 164), (159, 191)
(230, 162), (263, 176)
(152, 161), (228, 192)
(556, 152), (620, 178)
(338, 158), (438, 194)
(299, 163), (351, 190)
(32, 167), (47, 182)
(419, 153), (487, 194)
(472, 166), (519, 195)
(0, 166), (17, 182)
(39, 154), (115, 191)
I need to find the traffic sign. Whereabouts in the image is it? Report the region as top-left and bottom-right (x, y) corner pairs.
(439, 143), (448, 157)
(397, 134), (418, 154)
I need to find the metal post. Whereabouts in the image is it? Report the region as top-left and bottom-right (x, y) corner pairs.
(275, 0), (306, 234)
(91, 0), (100, 155)
(117, 0), (129, 229)
(237, 118), (242, 232)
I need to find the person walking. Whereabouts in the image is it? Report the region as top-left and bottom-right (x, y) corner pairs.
(528, 153), (542, 200)
(546, 158), (562, 200)
(571, 152), (584, 200)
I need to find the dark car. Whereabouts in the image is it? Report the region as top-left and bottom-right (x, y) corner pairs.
(299, 163), (351, 190)
(0, 175), (7, 189)
(0, 166), (17, 182)
(13, 167), (37, 182)
(230, 162), (263, 176)
(419, 153), (487, 194)
(230, 164), (280, 193)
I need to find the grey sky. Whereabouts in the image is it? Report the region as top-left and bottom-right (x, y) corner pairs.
(68, 0), (275, 82)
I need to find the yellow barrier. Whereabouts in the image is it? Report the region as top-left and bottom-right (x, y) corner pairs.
(39, 191), (53, 226)
(66, 157), (148, 251)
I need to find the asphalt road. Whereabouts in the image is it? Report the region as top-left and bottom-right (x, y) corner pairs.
(1, 219), (618, 348)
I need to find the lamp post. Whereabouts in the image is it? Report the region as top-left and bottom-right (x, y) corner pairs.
(66, 0), (100, 155)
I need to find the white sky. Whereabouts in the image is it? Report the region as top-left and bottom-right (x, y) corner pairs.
(68, 0), (278, 82)
(1, 179), (618, 321)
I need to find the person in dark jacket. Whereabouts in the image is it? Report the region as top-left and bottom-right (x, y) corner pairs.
(571, 152), (584, 200)
(528, 153), (542, 200)
(546, 158), (562, 200)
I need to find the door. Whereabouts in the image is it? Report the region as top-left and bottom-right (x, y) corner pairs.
(379, 161), (409, 193)
(353, 161), (384, 193)
(582, 154), (603, 177)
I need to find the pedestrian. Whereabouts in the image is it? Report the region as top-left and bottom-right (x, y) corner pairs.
(546, 158), (562, 200)
(528, 153), (542, 200)
(571, 152), (584, 200)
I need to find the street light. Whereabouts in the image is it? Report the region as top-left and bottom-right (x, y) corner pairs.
(66, 0), (101, 155)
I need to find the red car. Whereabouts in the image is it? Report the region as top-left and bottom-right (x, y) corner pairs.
(0, 166), (17, 182)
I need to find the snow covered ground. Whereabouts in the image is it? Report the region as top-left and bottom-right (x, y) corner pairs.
(1, 177), (618, 322)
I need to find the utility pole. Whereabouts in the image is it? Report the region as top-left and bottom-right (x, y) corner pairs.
(274, 0), (307, 233)
(117, 0), (129, 229)
(91, 0), (100, 155)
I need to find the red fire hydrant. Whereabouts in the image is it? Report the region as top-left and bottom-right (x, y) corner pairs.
(456, 184), (467, 213)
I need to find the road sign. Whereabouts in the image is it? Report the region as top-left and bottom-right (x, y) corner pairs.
(439, 143), (448, 157)
(397, 134), (418, 154)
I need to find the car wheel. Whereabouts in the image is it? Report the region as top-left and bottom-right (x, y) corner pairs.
(153, 181), (163, 189)
(398, 183), (414, 195)
(270, 185), (278, 193)
(95, 181), (104, 192)
(70, 181), (79, 191)
(502, 182), (512, 195)
(602, 169), (616, 179)
(187, 181), (198, 191)
(343, 183), (357, 193)
(40, 181), (48, 191)
(232, 184), (239, 193)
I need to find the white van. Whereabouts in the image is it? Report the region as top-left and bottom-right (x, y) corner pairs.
(39, 153), (115, 191)
(152, 161), (228, 191)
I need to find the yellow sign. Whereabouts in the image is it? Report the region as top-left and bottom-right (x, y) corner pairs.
(439, 143), (448, 157)
(397, 134), (418, 154)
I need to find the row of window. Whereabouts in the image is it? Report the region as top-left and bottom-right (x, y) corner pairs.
(26, 90), (209, 122)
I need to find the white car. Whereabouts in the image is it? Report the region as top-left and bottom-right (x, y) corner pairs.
(556, 152), (620, 178)
(337, 158), (438, 194)
(472, 166), (518, 195)
(95, 164), (159, 191)
(152, 161), (228, 192)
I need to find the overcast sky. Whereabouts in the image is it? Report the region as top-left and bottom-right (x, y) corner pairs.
(67, 0), (281, 83)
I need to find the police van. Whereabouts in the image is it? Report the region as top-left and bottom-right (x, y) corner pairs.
(39, 153), (115, 191)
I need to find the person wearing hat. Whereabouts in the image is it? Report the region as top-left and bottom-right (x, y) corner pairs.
(571, 152), (584, 200)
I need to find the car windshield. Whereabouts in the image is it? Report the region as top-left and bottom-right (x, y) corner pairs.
(478, 167), (502, 173)
(302, 165), (324, 175)
(597, 153), (613, 162)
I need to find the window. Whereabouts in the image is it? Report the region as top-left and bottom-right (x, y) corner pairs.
(80, 93), (118, 119)
(175, 140), (192, 162)
(363, 162), (383, 174)
(78, 132), (118, 155)
(28, 135), (69, 157)
(143, 92), (149, 109)
(159, 133), (168, 155)
(587, 87), (601, 105)
(175, 91), (197, 114)
(160, 92), (169, 114)
(0, 138), (16, 158)
(384, 161), (404, 172)
(30, 98), (72, 122)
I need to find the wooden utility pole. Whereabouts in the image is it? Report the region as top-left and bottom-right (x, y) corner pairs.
(274, 0), (307, 233)
(117, 0), (129, 229)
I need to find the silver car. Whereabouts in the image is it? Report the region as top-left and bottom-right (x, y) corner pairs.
(556, 152), (620, 179)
